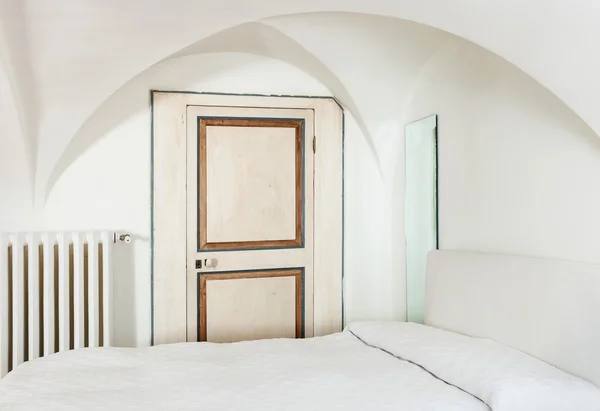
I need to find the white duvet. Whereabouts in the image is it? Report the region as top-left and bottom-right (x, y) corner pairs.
(1, 322), (598, 410)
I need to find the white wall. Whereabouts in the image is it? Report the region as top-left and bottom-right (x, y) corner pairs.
(402, 43), (600, 263)
(1, 14), (599, 347)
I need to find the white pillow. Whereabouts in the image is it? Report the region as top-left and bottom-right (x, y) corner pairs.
(346, 321), (600, 411)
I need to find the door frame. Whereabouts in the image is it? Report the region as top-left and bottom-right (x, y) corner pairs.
(151, 91), (344, 345)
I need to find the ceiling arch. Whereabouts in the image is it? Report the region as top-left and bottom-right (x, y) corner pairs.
(0, 1), (38, 189)
(0, 3), (597, 204)
(45, 21), (383, 199)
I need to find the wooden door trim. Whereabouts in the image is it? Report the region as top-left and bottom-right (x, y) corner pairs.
(197, 117), (304, 251)
(152, 91), (343, 345)
(198, 268), (303, 342)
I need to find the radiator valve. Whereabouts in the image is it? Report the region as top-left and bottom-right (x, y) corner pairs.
(114, 233), (132, 244)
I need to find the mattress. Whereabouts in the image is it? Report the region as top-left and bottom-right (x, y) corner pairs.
(0, 324), (488, 411)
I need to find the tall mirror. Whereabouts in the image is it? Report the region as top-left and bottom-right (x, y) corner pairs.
(405, 115), (438, 323)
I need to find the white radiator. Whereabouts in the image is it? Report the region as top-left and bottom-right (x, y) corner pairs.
(0, 232), (114, 378)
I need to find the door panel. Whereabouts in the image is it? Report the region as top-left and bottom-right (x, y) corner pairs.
(200, 269), (303, 343)
(199, 118), (304, 250)
(186, 106), (314, 342)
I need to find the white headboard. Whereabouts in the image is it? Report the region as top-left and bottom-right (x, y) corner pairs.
(425, 250), (600, 387)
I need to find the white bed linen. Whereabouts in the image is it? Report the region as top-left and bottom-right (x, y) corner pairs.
(347, 322), (600, 411)
(0, 327), (487, 411)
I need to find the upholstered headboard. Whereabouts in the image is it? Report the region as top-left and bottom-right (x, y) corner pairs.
(425, 250), (600, 387)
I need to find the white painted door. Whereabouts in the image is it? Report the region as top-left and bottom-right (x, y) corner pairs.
(185, 106), (314, 342)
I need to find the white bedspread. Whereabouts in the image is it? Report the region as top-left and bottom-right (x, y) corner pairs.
(0, 327), (488, 411)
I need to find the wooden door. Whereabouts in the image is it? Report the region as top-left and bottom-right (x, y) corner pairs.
(185, 106), (314, 342)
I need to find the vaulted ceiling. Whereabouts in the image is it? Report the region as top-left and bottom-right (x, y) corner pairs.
(1, 0), (599, 205)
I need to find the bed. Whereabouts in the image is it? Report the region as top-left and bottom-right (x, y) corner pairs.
(1, 250), (599, 410)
